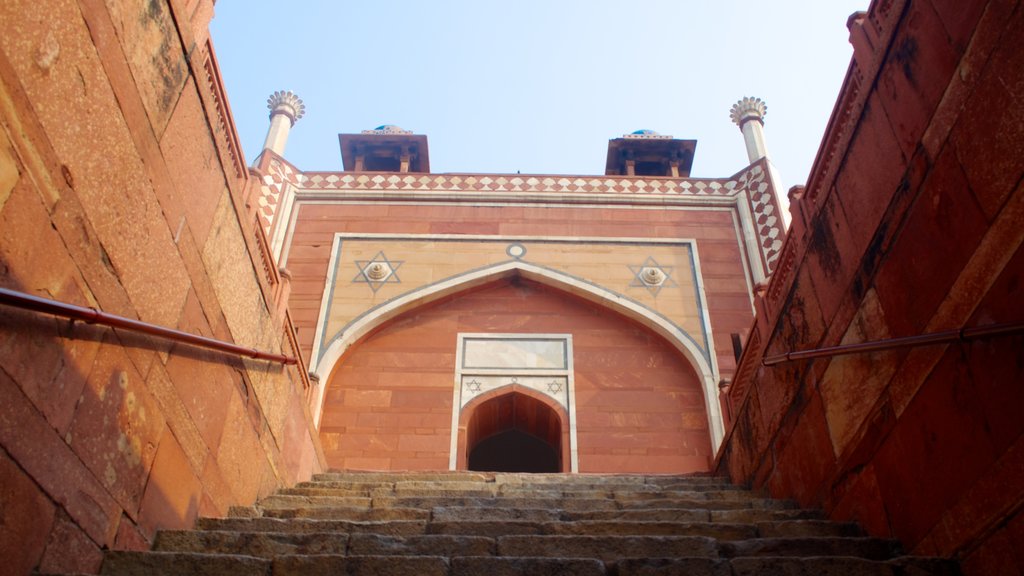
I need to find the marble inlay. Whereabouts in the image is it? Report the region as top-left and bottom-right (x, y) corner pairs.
(460, 375), (569, 409)
(462, 338), (567, 370)
(628, 256), (678, 297)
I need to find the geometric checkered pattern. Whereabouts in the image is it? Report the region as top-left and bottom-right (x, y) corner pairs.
(296, 160), (785, 275)
(735, 163), (785, 273)
(300, 172), (739, 196)
(255, 157), (301, 234)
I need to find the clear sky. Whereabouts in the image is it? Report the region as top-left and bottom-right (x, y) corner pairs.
(209, 1), (866, 191)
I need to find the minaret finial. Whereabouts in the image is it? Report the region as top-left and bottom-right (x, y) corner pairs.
(261, 90), (305, 156)
(730, 97), (769, 163)
(267, 90), (305, 125)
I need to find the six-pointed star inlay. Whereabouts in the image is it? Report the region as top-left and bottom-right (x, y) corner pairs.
(352, 251), (404, 293)
(627, 256), (678, 296)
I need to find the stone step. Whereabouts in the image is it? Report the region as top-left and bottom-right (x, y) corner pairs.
(492, 472), (725, 486)
(312, 471), (733, 487)
(100, 551), (960, 576)
(314, 471), (493, 483)
(199, 514), (855, 539)
(94, 471), (959, 575)
(288, 479), (745, 494)
(283, 485), (754, 501)
(302, 478), (743, 492)
(493, 534), (901, 561)
(100, 550), (269, 575)
(565, 504), (819, 522)
(259, 493), (788, 513)
(272, 554), (451, 576)
(197, 517), (429, 536)
(153, 530), (349, 557)
(261, 506), (430, 522)
(149, 531), (903, 562)
(620, 556), (961, 576)
(425, 519), (858, 539)
(425, 520), (760, 539)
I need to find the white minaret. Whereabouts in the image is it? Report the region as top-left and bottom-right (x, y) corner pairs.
(730, 96), (769, 163)
(262, 90), (305, 156)
(730, 97), (790, 230)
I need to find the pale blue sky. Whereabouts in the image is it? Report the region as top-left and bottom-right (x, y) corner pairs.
(210, 1), (866, 190)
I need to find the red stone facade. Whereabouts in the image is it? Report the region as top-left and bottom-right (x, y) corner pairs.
(0, 0), (323, 573)
(3, 0), (1019, 572)
(275, 178), (766, 474)
(320, 279), (714, 473)
(717, 0), (1024, 573)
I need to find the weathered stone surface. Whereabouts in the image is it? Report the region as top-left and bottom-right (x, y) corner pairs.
(376, 496), (622, 511)
(497, 535), (718, 560)
(314, 471), (492, 483)
(347, 533), (495, 556)
(720, 537), (900, 560)
(617, 558), (732, 576)
(566, 508), (711, 523)
(37, 510), (105, 574)
(137, 429), (202, 538)
(100, 550), (270, 576)
(886, 556), (963, 576)
(431, 506), (561, 522)
(101, 0), (187, 136)
(0, 134), (17, 211)
(258, 494), (373, 510)
(0, 449), (56, 576)
(451, 556), (605, 576)
(428, 520), (547, 537)
(0, 368), (121, 547)
(547, 521), (757, 539)
(197, 517), (428, 536)
(201, 192), (268, 350)
(86, 470), (961, 573)
(262, 506), (430, 522)
(157, 82), (226, 248)
(215, 392), (268, 505)
(729, 556), (909, 576)
(756, 520), (863, 538)
(710, 509), (822, 523)
(69, 334), (166, 517)
(272, 554), (449, 576)
(154, 530), (348, 557)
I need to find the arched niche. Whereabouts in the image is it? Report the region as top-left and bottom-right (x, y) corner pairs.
(313, 261), (724, 451)
(458, 385), (570, 473)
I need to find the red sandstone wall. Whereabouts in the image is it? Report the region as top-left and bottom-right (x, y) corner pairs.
(717, 0), (1024, 572)
(322, 279), (713, 473)
(0, 1), (323, 573)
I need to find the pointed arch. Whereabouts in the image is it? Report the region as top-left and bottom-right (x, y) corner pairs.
(457, 384), (570, 473)
(312, 260), (724, 449)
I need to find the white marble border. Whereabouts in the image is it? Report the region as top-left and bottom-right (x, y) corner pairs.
(311, 254), (724, 453)
(448, 333), (579, 473)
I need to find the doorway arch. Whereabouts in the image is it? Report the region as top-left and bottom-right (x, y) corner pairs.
(313, 260), (724, 450)
(457, 385), (570, 473)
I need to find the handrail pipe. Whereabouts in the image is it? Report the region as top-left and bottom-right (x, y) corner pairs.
(0, 287), (297, 365)
(762, 322), (1024, 366)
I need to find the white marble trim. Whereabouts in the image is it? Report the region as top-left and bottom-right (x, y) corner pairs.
(312, 260), (724, 455)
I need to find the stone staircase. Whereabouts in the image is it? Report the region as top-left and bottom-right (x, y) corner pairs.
(97, 471), (959, 575)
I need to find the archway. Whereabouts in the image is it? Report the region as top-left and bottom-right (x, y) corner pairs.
(312, 261), (724, 450)
(458, 385), (570, 473)
(317, 276), (714, 473)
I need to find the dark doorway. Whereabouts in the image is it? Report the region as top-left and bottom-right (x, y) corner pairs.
(468, 429), (559, 472)
(465, 391), (563, 473)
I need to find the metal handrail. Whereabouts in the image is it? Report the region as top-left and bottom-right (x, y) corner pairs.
(762, 322), (1024, 366)
(0, 287), (297, 365)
